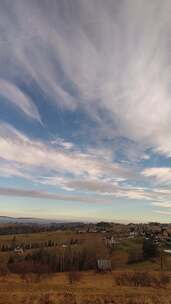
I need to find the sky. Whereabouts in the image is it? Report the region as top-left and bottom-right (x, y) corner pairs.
(0, 0), (171, 223)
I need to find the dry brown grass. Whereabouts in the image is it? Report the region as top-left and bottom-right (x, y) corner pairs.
(0, 230), (103, 246)
(114, 271), (170, 287)
(0, 271), (171, 303)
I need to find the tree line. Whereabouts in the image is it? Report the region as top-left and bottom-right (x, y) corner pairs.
(0, 238), (80, 252)
(8, 246), (98, 274)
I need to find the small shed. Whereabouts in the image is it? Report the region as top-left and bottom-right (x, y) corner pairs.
(97, 259), (112, 272)
(14, 247), (24, 255)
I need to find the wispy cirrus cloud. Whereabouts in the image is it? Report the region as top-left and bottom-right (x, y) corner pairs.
(1, 122), (171, 206)
(0, 79), (41, 122)
(0, 122), (159, 204)
(0, 122), (135, 184)
(0, 1), (171, 156)
(1, 1), (171, 220)
(0, 186), (110, 204)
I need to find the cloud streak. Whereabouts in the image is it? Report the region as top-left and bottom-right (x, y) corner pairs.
(1, 122), (171, 207)
(0, 186), (110, 204)
(0, 80), (41, 121)
(143, 167), (171, 184)
(0, 0), (171, 156)
(0, 122), (134, 181)
(0, 1), (171, 219)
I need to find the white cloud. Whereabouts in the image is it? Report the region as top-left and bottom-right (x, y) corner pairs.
(1, 1), (171, 214)
(62, 179), (153, 201)
(0, 79), (41, 121)
(0, 186), (110, 204)
(142, 167), (171, 184)
(1, 123), (171, 206)
(0, 122), (159, 203)
(154, 210), (171, 216)
(0, 1), (171, 156)
(152, 202), (171, 208)
(0, 161), (31, 179)
(0, 122), (135, 183)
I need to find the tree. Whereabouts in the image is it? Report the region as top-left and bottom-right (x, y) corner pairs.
(11, 236), (17, 250)
(143, 238), (158, 260)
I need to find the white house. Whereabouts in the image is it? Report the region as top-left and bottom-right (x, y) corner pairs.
(14, 246), (24, 255)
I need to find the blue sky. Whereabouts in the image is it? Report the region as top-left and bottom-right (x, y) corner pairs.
(0, 0), (171, 222)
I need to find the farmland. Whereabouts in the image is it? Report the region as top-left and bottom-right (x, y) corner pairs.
(0, 223), (171, 303)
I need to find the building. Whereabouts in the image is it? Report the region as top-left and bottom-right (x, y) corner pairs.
(128, 231), (138, 238)
(97, 259), (112, 272)
(14, 246), (24, 255)
(162, 228), (169, 238)
(105, 236), (119, 248)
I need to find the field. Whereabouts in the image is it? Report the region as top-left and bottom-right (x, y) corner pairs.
(0, 271), (171, 303)
(0, 229), (171, 303)
(0, 230), (168, 271)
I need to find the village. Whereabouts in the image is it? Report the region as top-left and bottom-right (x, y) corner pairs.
(0, 221), (171, 273)
(1, 221), (171, 252)
(1, 222), (171, 303)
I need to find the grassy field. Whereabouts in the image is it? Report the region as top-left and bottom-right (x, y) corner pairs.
(1, 230), (171, 303)
(0, 230), (170, 270)
(0, 271), (171, 303)
(0, 230), (104, 251)
(0, 230), (102, 257)
(0, 230), (91, 244)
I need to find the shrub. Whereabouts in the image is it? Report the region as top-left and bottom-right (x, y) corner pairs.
(143, 239), (158, 260)
(128, 247), (143, 264)
(68, 271), (81, 284)
(114, 271), (170, 288)
(0, 264), (9, 277)
(8, 260), (50, 275)
(159, 273), (170, 287)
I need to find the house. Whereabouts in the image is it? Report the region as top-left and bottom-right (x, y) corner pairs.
(88, 228), (98, 233)
(77, 229), (87, 234)
(97, 259), (112, 272)
(61, 244), (68, 248)
(14, 246), (24, 255)
(128, 231), (138, 238)
(161, 228), (169, 238)
(105, 236), (119, 247)
(163, 249), (171, 255)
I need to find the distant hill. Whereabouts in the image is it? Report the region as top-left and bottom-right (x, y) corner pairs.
(0, 216), (67, 225)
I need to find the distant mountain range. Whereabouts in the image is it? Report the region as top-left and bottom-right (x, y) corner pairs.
(0, 216), (68, 225)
